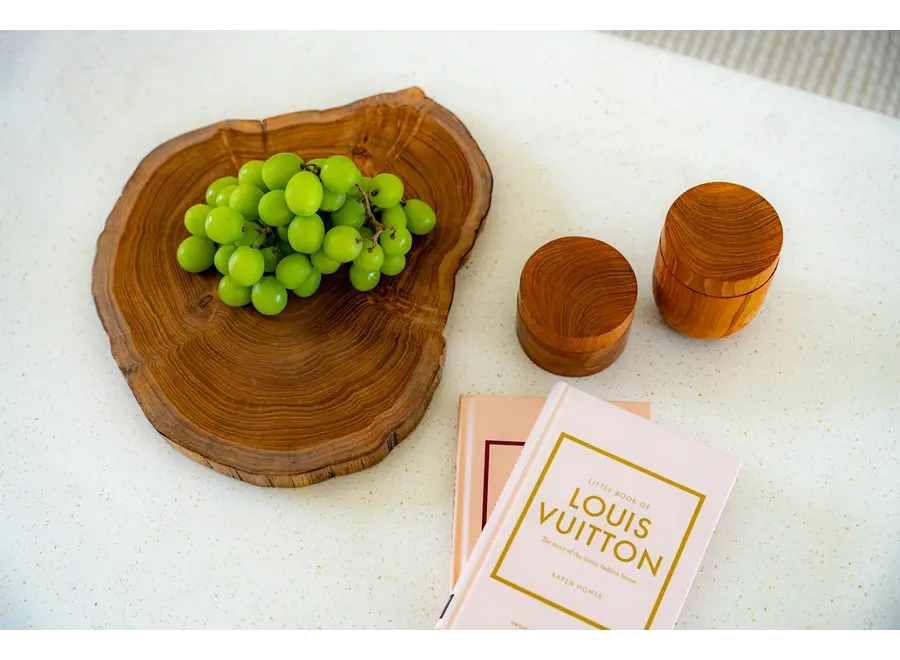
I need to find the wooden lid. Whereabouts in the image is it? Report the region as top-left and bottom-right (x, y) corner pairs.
(660, 182), (783, 297)
(518, 237), (637, 355)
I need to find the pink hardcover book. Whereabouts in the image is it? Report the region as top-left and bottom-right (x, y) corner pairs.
(438, 382), (741, 630)
(451, 395), (652, 589)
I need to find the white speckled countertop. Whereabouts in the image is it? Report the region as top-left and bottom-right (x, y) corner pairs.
(1, 32), (898, 629)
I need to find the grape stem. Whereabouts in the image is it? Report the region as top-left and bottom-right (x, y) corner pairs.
(242, 224), (274, 250)
(304, 164), (321, 176)
(354, 183), (396, 250)
(356, 184), (379, 227)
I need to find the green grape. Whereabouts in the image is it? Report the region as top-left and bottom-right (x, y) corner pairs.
(320, 155), (362, 194)
(369, 173), (403, 208)
(205, 207), (245, 244)
(228, 246), (265, 287)
(215, 184), (239, 208)
(258, 190), (294, 227)
(238, 160), (268, 192)
(347, 176), (372, 200)
(184, 204), (211, 237)
(218, 275), (252, 307)
(284, 171), (323, 216)
(214, 244), (237, 275)
(276, 225), (290, 243)
(260, 246), (281, 273)
(229, 184), (264, 220)
(261, 153), (303, 190)
(349, 264), (381, 292)
(275, 253), (314, 289)
(288, 213), (325, 254)
(359, 226), (374, 239)
(251, 276), (288, 315)
(307, 157), (327, 169)
(176, 236), (216, 272)
(293, 268), (322, 298)
(234, 221), (263, 247)
(380, 227), (413, 256)
(331, 198), (365, 229)
(405, 199), (437, 235)
(381, 205), (407, 231)
(354, 242), (384, 272)
(205, 176), (238, 206)
(319, 188), (346, 212)
(380, 253), (406, 276)
(323, 225), (363, 263)
(310, 249), (340, 275)
(278, 240), (295, 258)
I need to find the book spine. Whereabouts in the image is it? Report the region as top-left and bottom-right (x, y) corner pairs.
(437, 382), (572, 629)
(450, 395), (472, 590)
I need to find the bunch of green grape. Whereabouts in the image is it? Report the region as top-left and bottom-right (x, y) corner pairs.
(175, 153), (437, 316)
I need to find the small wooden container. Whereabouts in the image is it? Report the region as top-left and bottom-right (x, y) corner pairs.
(652, 182), (783, 340)
(516, 237), (638, 377)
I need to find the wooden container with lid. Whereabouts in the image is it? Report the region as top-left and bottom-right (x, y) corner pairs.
(516, 236), (638, 377)
(652, 182), (783, 340)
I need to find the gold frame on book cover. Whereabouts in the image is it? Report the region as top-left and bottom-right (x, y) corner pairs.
(490, 432), (706, 630)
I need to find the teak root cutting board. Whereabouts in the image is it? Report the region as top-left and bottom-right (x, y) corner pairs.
(92, 88), (493, 487)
